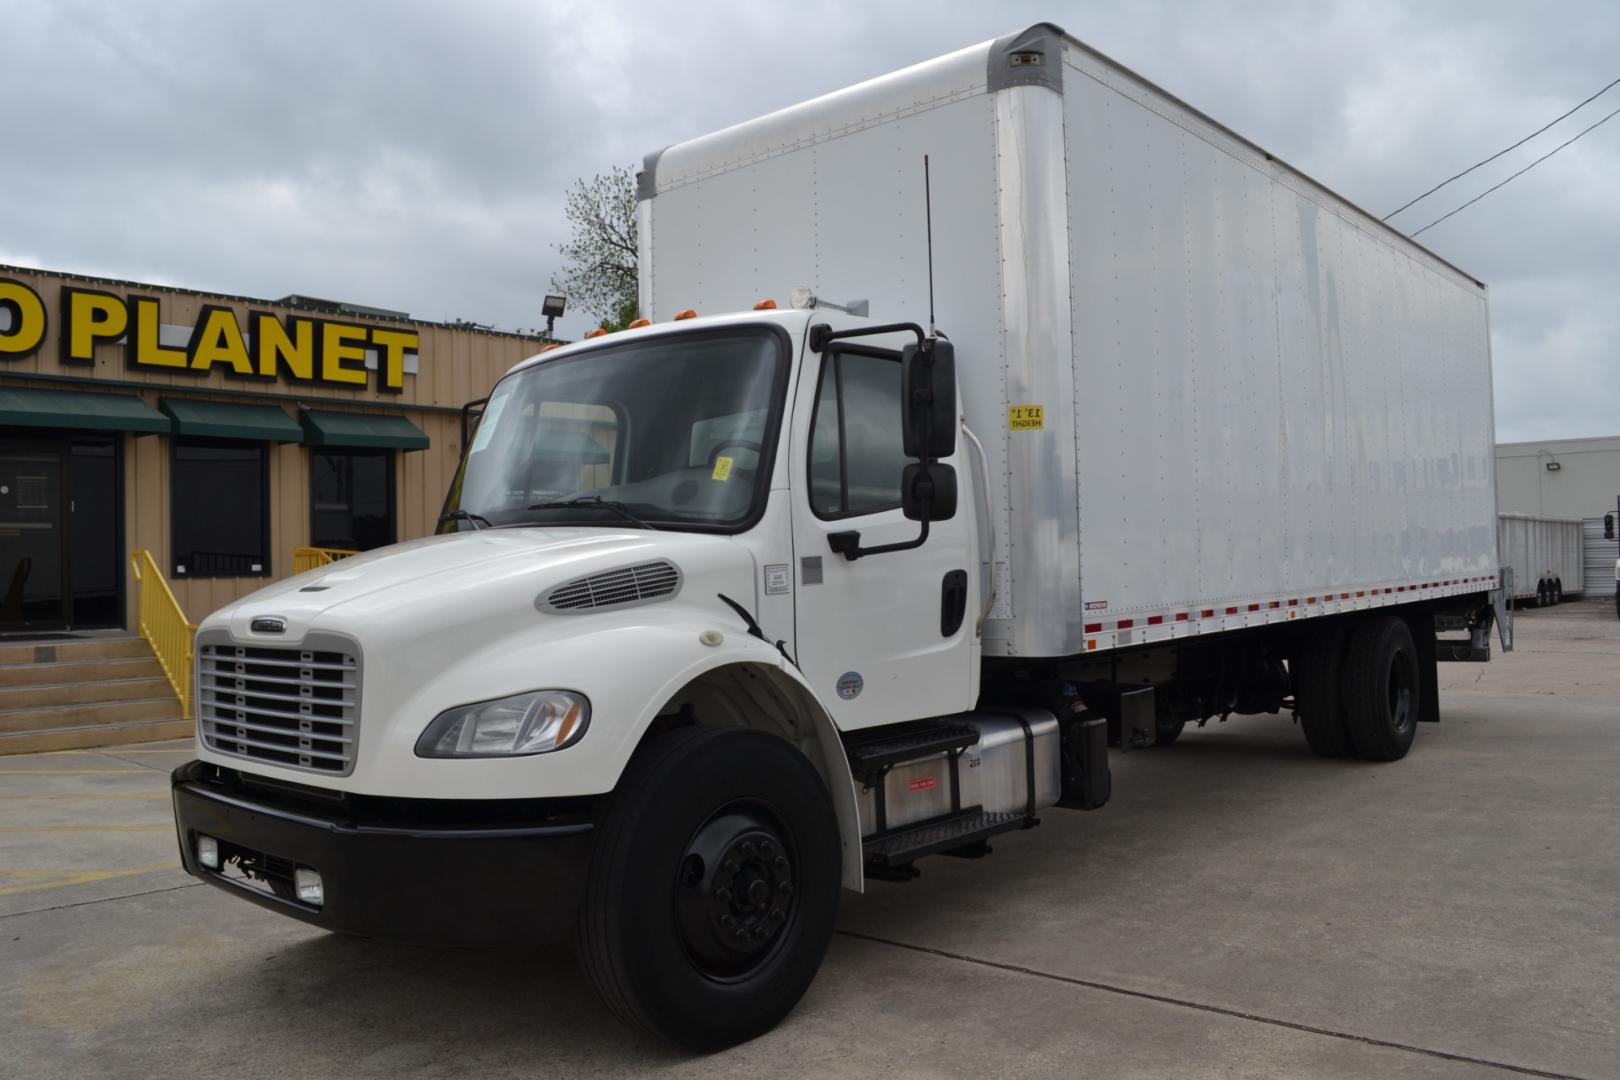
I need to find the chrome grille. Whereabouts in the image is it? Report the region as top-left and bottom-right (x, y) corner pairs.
(197, 633), (360, 776)
(541, 560), (682, 613)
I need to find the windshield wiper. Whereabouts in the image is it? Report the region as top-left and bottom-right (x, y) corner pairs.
(437, 508), (492, 531)
(526, 497), (655, 530)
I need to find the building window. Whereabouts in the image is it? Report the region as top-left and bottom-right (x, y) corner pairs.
(310, 450), (395, 551)
(806, 350), (909, 519)
(171, 438), (269, 577)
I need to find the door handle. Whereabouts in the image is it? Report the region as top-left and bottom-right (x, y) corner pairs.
(941, 569), (968, 636)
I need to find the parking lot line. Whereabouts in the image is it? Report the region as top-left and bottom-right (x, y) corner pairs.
(0, 794), (170, 801)
(0, 825), (170, 833)
(0, 769), (151, 775)
(0, 863), (177, 898)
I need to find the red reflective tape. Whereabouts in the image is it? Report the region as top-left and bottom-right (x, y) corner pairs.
(1117, 619), (1134, 629)
(907, 777), (937, 792)
(1225, 606), (1238, 615)
(1247, 603), (1261, 612)
(1397, 586), (1406, 592)
(1356, 591), (1365, 598)
(1085, 623), (1102, 634)
(1175, 612), (1190, 622)
(1203, 609), (1216, 618)
(1288, 598), (1299, 606)
(1307, 596), (1317, 604)
(1268, 601), (1281, 609)
(1147, 615), (1164, 625)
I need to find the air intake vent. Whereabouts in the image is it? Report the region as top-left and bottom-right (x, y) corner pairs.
(541, 560), (682, 613)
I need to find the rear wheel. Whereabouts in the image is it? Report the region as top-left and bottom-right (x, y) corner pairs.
(1553, 579), (1563, 604)
(1294, 622), (1354, 758)
(1341, 615), (1421, 761)
(577, 726), (842, 1051)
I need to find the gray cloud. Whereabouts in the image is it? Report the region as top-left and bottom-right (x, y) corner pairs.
(1, 0), (1613, 440)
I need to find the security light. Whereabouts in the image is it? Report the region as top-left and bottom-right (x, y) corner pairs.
(542, 294), (566, 339)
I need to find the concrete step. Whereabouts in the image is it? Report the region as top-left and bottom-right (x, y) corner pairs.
(0, 717), (194, 755)
(0, 656), (166, 688)
(0, 676), (175, 710)
(0, 636), (150, 665)
(0, 697), (178, 735)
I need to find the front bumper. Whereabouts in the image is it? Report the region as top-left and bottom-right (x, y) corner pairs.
(171, 761), (594, 945)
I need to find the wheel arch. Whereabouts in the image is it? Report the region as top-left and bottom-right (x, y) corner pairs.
(638, 661), (865, 892)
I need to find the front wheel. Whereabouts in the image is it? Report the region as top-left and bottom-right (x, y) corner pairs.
(577, 726), (842, 1051)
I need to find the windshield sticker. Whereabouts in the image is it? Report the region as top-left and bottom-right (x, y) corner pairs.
(469, 391), (509, 454)
(711, 455), (734, 482)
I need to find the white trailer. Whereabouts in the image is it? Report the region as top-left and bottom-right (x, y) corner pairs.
(171, 24), (1510, 1050)
(1498, 513), (1582, 604)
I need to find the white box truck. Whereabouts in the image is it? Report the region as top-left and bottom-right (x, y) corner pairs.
(172, 24), (1510, 1049)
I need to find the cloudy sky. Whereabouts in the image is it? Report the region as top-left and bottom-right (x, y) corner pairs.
(2, 0), (1614, 442)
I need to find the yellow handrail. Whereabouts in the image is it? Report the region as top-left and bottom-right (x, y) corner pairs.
(293, 546), (361, 574)
(130, 549), (197, 721)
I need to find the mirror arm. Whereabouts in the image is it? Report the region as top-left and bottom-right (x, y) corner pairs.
(829, 516), (930, 562)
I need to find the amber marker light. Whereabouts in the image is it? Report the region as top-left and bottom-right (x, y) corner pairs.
(753, 299), (777, 310)
(674, 309), (698, 320)
(627, 318), (651, 328)
(584, 328), (608, 339)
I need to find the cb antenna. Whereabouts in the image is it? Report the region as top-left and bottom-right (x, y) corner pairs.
(924, 153), (936, 338)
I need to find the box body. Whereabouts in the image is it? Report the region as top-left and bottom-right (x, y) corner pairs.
(640, 25), (1500, 659)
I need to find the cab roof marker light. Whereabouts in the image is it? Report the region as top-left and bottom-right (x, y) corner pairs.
(627, 318), (651, 328)
(753, 299), (777, 310)
(674, 309), (698, 320)
(583, 328), (608, 339)
(539, 343), (562, 353)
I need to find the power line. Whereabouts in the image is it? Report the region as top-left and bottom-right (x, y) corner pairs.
(1408, 101), (1620, 238)
(1384, 73), (1620, 220)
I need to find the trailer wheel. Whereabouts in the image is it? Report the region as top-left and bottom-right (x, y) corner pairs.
(1293, 623), (1354, 758)
(577, 726), (841, 1051)
(1552, 579), (1563, 604)
(1341, 616), (1420, 761)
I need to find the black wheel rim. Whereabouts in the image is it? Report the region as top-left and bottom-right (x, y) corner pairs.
(673, 801), (797, 980)
(1387, 650), (1415, 735)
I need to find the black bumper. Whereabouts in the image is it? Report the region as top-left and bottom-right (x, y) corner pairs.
(171, 761), (594, 946)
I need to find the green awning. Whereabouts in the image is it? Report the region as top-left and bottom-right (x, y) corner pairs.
(0, 386), (169, 433)
(533, 430), (610, 464)
(300, 410), (430, 451)
(160, 398), (303, 442)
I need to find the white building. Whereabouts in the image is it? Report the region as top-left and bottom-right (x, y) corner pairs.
(1496, 436), (1620, 519)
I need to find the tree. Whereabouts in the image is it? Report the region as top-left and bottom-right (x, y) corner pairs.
(550, 166), (638, 330)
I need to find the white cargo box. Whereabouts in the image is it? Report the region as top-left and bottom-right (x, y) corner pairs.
(639, 23), (1500, 658)
(1498, 514), (1583, 599)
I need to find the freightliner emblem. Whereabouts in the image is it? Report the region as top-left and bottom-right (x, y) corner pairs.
(250, 616), (287, 634)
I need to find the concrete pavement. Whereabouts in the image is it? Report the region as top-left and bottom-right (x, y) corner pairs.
(1, 603), (1615, 1078)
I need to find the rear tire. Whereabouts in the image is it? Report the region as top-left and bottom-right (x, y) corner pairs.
(1553, 579), (1563, 604)
(577, 726), (842, 1051)
(1294, 622), (1354, 758)
(1341, 616), (1420, 761)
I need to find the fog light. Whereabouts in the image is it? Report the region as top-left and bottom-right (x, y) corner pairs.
(294, 867), (324, 906)
(196, 835), (219, 870)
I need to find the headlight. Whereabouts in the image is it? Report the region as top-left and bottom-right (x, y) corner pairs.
(415, 690), (590, 758)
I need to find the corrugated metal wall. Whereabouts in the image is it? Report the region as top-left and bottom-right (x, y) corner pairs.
(1583, 518), (1616, 601)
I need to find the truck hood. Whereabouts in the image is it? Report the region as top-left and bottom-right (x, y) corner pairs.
(205, 527), (757, 642)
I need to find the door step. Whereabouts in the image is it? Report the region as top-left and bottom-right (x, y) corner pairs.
(844, 719), (979, 783)
(862, 808), (1034, 872)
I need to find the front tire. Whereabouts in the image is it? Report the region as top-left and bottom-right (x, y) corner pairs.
(1341, 615), (1421, 761)
(577, 726), (842, 1051)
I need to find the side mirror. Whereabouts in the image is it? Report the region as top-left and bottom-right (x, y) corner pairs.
(901, 338), (957, 459)
(902, 463), (957, 522)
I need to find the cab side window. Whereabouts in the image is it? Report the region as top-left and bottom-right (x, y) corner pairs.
(806, 351), (908, 519)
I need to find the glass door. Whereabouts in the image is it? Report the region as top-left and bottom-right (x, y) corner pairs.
(0, 441), (67, 632)
(69, 440), (122, 627)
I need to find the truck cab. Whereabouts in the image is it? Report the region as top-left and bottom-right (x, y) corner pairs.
(172, 304), (1010, 1049)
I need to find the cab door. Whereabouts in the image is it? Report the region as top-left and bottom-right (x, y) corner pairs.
(789, 341), (976, 731)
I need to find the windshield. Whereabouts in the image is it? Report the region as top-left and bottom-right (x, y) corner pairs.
(440, 327), (787, 532)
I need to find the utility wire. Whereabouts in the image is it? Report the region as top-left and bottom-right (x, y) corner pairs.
(1408, 101), (1620, 237)
(1384, 73), (1620, 220)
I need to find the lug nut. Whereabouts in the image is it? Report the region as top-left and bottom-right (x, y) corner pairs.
(723, 858), (739, 873)
(778, 881), (793, 895)
(769, 908), (784, 921)
(774, 856), (788, 871)
(741, 840), (757, 856)
(760, 840), (775, 855)
(734, 928), (749, 942)
(719, 913), (735, 927)
(714, 886), (731, 902)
